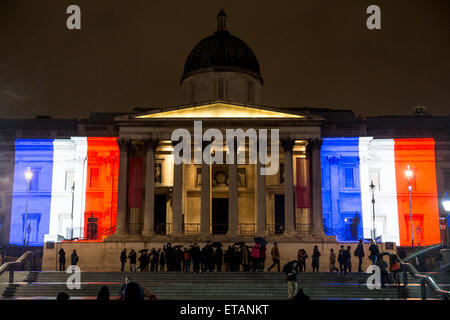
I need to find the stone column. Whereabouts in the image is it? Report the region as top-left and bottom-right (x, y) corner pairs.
(200, 142), (211, 235)
(142, 139), (158, 236)
(115, 138), (130, 235)
(282, 138), (296, 234)
(228, 141), (238, 236)
(309, 139), (327, 237)
(172, 157), (183, 236)
(256, 160), (266, 235)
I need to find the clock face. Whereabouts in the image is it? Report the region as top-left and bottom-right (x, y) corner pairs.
(215, 171), (227, 185)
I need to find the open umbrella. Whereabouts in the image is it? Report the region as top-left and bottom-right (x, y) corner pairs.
(212, 241), (223, 248)
(233, 242), (245, 247)
(254, 237), (267, 245)
(174, 245), (184, 249)
(138, 249), (149, 253)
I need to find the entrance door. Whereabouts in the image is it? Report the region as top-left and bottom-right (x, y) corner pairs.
(274, 195), (285, 234)
(154, 194), (167, 234)
(212, 198), (228, 234)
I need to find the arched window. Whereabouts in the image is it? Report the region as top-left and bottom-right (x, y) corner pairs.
(247, 81), (254, 104)
(217, 78), (224, 100)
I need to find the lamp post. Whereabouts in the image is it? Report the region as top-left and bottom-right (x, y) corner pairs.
(370, 180), (376, 240)
(442, 192), (450, 245)
(416, 225), (421, 247)
(23, 167), (33, 247)
(71, 181), (75, 241)
(405, 165), (414, 247)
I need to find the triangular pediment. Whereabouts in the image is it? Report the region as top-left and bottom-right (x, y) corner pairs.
(134, 103), (304, 119)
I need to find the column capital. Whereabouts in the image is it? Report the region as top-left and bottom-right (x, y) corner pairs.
(306, 138), (323, 154)
(144, 138), (158, 151)
(117, 138), (130, 152)
(280, 138), (295, 151)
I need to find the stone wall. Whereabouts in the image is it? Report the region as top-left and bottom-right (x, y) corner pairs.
(43, 240), (395, 272)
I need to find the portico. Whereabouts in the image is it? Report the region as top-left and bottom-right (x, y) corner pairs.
(108, 101), (329, 242)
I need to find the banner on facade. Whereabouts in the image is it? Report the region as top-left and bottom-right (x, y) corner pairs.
(128, 157), (143, 208)
(296, 158), (310, 208)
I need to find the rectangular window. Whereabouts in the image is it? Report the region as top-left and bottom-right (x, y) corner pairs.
(344, 167), (354, 188)
(30, 169), (39, 191)
(444, 170), (450, 192)
(217, 78), (224, 100)
(89, 167), (100, 188)
(65, 170), (75, 191)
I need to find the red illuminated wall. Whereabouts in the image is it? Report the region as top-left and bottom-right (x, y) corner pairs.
(394, 138), (440, 246)
(84, 137), (119, 241)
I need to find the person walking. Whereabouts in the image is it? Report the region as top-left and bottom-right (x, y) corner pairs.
(191, 242), (201, 274)
(128, 249), (137, 272)
(268, 242), (281, 272)
(312, 246), (321, 272)
(354, 240), (365, 272)
(120, 248), (127, 272)
(346, 245), (352, 273)
(369, 240), (380, 266)
(282, 260), (300, 300)
(70, 249), (79, 266)
(58, 248), (66, 271)
(329, 248), (337, 272)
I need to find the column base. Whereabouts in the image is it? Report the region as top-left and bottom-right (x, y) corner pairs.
(141, 230), (155, 237)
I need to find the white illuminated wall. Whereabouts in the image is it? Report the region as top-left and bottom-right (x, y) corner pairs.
(44, 137), (88, 242)
(359, 138), (400, 244)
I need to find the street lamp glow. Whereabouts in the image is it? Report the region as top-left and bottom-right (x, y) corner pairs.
(443, 192), (450, 212)
(405, 165), (413, 179)
(24, 167), (33, 182)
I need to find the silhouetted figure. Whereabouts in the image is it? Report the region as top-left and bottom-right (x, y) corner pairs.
(354, 240), (365, 272)
(56, 292), (70, 301)
(120, 248), (127, 272)
(346, 245), (352, 273)
(215, 247), (223, 272)
(369, 240), (380, 265)
(58, 248), (66, 271)
(97, 285), (110, 301)
(191, 243), (201, 274)
(312, 246), (321, 272)
(338, 246), (346, 274)
(329, 248), (337, 272)
(292, 288), (311, 301)
(70, 250), (78, 266)
(128, 249), (137, 271)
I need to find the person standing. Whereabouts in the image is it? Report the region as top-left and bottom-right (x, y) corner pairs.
(369, 240), (380, 266)
(58, 248), (66, 271)
(260, 245), (267, 271)
(312, 246), (321, 272)
(191, 242), (201, 274)
(120, 248), (127, 272)
(128, 249), (137, 272)
(183, 248), (191, 272)
(297, 249), (308, 272)
(70, 249), (79, 266)
(346, 245), (352, 273)
(215, 246), (223, 272)
(338, 245), (346, 274)
(159, 249), (166, 272)
(329, 248), (337, 272)
(242, 246), (250, 271)
(282, 260), (300, 300)
(354, 240), (365, 272)
(268, 242), (281, 272)
(251, 243), (261, 272)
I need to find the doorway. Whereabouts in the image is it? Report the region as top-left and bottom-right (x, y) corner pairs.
(154, 194), (167, 234)
(274, 195), (285, 234)
(212, 198), (228, 234)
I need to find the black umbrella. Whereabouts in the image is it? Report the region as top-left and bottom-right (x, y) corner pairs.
(254, 237), (267, 245)
(233, 242), (245, 247)
(212, 241), (223, 248)
(138, 249), (149, 253)
(174, 245), (184, 249)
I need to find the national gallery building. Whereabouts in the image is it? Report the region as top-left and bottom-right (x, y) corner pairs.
(0, 11), (449, 270)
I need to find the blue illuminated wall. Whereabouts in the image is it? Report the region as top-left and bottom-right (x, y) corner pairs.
(9, 140), (54, 246)
(321, 138), (363, 241)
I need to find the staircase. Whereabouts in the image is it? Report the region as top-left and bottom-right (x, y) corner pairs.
(1, 271), (448, 300)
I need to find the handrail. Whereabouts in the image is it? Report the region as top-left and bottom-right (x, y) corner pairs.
(380, 252), (450, 300)
(0, 251), (32, 283)
(402, 244), (447, 262)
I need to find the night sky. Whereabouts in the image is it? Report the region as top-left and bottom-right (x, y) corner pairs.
(0, 0), (449, 119)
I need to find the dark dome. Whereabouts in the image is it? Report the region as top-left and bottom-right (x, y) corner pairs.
(181, 11), (263, 84)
